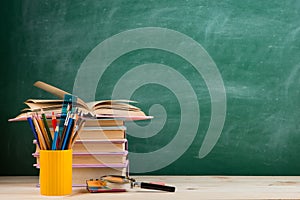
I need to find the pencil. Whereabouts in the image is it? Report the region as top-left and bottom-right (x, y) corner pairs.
(61, 114), (75, 150)
(42, 111), (53, 145)
(36, 114), (51, 150)
(51, 112), (57, 136)
(59, 110), (71, 150)
(52, 126), (59, 150)
(57, 104), (70, 147)
(26, 115), (40, 149)
(32, 115), (47, 150)
(67, 113), (78, 149)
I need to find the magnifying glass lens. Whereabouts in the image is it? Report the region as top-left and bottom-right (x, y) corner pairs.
(101, 175), (131, 184)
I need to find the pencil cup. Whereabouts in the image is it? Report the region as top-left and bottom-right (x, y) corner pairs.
(39, 150), (72, 196)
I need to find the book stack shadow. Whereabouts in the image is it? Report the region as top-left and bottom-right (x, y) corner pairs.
(33, 118), (129, 187)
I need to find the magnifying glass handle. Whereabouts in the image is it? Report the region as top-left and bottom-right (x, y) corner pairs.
(140, 182), (175, 192)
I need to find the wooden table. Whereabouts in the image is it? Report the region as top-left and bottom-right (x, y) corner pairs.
(0, 176), (300, 199)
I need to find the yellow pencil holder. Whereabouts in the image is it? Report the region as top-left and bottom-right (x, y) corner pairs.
(39, 150), (72, 196)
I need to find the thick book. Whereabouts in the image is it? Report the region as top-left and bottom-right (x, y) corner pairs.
(84, 119), (125, 127)
(48, 125), (126, 140)
(33, 151), (128, 165)
(33, 161), (129, 169)
(77, 126), (126, 140)
(34, 139), (128, 153)
(72, 139), (128, 153)
(72, 162), (129, 187)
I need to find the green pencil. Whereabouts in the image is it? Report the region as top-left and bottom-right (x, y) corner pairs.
(41, 111), (53, 145)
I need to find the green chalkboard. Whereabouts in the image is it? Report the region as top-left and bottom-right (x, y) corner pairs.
(1, 0), (300, 175)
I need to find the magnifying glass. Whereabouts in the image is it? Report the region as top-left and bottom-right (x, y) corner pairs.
(100, 175), (176, 192)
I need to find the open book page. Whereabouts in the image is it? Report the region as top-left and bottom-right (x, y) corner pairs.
(86, 100), (140, 111)
(25, 99), (64, 103)
(24, 99), (88, 111)
(24, 99), (63, 111)
(9, 81), (153, 121)
(93, 108), (146, 117)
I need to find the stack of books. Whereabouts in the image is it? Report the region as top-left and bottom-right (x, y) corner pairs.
(9, 81), (152, 187)
(32, 118), (129, 186)
(72, 118), (128, 186)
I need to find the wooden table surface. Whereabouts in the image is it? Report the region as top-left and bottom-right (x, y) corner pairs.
(1, 176), (300, 199)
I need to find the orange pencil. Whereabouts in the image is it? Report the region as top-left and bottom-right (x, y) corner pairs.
(32, 115), (47, 150)
(36, 114), (51, 150)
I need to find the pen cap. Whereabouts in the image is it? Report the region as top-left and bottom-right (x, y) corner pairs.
(40, 150), (72, 196)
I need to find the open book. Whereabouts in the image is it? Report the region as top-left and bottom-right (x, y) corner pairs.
(9, 81), (153, 121)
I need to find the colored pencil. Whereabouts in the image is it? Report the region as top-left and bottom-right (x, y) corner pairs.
(42, 111), (53, 145)
(52, 126), (59, 150)
(26, 115), (40, 149)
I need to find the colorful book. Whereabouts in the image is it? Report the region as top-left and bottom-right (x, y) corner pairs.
(33, 151), (128, 165)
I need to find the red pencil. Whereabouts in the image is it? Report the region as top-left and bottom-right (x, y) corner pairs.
(51, 112), (58, 147)
(51, 112), (57, 129)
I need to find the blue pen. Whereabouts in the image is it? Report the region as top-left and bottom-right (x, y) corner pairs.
(27, 116), (40, 149)
(52, 126), (59, 150)
(61, 115), (74, 150)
